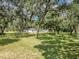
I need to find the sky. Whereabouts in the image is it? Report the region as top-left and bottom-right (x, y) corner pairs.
(58, 0), (73, 6)
(32, 15), (40, 21)
(0, 1), (17, 10)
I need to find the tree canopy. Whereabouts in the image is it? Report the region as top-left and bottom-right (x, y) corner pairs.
(0, 0), (79, 36)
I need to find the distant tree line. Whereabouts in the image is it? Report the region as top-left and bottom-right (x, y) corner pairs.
(0, 0), (79, 37)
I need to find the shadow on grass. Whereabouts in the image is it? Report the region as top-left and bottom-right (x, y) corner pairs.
(0, 38), (20, 46)
(15, 33), (35, 38)
(2, 33), (36, 38)
(35, 33), (79, 59)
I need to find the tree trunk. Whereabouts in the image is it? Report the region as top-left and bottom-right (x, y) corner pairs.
(36, 24), (40, 39)
(0, 26), (4, 35)
(76, 25), (79, 37)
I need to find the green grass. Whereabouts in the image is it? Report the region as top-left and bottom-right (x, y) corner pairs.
(35, 33), (79, 59)
(0, 33), (79, 59)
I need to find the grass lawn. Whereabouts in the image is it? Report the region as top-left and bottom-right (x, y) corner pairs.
(0, 32), (79, 59)
(0, 33), (44, 59)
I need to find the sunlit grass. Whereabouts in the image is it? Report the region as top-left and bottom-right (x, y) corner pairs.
(0, 33), (44, 59)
